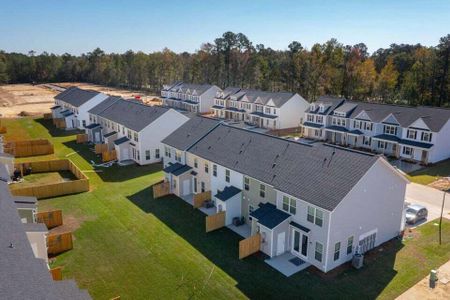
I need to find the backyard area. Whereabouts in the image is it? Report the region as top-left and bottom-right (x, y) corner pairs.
(2, 116), (450, 299)
(9, 170), (77, 190)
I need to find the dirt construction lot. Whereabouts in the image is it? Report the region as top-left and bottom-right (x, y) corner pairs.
(0, 83), (160, 117)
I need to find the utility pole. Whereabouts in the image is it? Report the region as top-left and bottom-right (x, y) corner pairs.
(439, 188), (448, 245)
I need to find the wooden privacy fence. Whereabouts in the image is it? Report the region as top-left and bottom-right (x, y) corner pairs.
(76, 134), (88, 144)
(11, 159), (89, 199)
(36, 210), (63, 229)
(49, 267), (63, 281)
(102, 150), (117, 162)
(47, 232), (73, 255)
(193, 191), (211, 208)
(267, 127), (302, 137)
(4, 139), (54, 157)
(153, 181), (170, 199)
(43, 113), (53, 120)
(95, 143), (108, 154)
(239, 234), (261, 259)
(205, 211), (225, 232)
(53, 118), (66, 129)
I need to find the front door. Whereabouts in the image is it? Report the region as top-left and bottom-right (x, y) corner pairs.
(94, 132), (100, 143)
(182, 179), (191, 196)
(421, 150), (428, 164)
(292, 229), (308, 259)
(276, 232), (286, 255)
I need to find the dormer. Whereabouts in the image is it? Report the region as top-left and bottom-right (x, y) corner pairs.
(310, 104), (316, 111)
(318, 104), (325, 113)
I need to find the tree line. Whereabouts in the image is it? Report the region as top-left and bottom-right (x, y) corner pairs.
(0, 32), (449, 107)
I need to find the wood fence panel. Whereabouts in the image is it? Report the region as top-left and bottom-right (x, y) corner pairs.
(76, 134), (88, 144)
(102, 150), (117, 162)
(205, 211), (225, 232)
(239, 234), (261, 259)
(47, 232), (73, 255)
(152, 181), (170, 199)
(193, 191), (211, 208)
(43, 113), (53, 120)
(4, 139), (54, 157)
(0, 126), (7, 134)
(49, 267), (63, 281)
(36, 210), (63, 229)
(95, 144), (108, 154)
(54, 118), (66, 129)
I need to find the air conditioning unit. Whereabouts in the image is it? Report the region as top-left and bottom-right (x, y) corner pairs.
(352, 253), (364, 269)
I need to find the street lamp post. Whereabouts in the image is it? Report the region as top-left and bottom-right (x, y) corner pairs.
(439, 188), (448, 245)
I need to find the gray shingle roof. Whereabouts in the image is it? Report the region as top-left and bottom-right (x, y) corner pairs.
(165, 82), (218, 95)
(0, 163), (90, 300)
(224, 89), (298, 107)
(162, 116), (220, 150)
(88, 96), (122, 115)
(54, 87), (100, 108)
(188, 124), (379, 211)
(307, 96), (345, 115)
(94, 99), (170, 132)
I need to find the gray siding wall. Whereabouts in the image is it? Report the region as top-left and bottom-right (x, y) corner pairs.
(242, 176), (277, 223)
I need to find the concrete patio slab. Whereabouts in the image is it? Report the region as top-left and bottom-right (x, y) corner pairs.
(265, 253), (310, 277)
(227, 223), (251, 238)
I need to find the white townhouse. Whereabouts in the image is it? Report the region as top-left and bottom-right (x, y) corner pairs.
(302, 96), (450, 164)
(161, 82), (221, 114)
(87, 97), (189, 165)
(51, 87), (108, 130)
(184, 124), (407, 274)
(212, 88), (309, 129)
(0, 163), (91, 299)
(161, 116), (220, 197)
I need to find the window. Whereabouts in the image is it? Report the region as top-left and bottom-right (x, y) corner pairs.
(307, 206), (323, 227)
(175, 151), (182, 162)
(244, 177), (250, 191)
(282, 196), (296, 215)
(204, 163), (209, 173)
(307, 115), (314, 122)
(265, 107), (271, 114)
(377, 140), (386, 149)
(82, 120), (86, 127)
(315, 242), (323, 262)
(133, 132), (139, 142)
(314, 129), (322, 137)
(201, 182), (205, 193)
(383, 125), (397, 135)
(353, 120), (360, 129)
(365, 122), (373, 131)
(363, 136), (371, 146)
(421, 132), (432, 142)
(225, 169), (230, 182)
(259, 184), (265, 198)
(334, 242), (341, 261)
(194, 158), (198, 168)
(164, 146), (171, 158)
(402, 146), (414, 156)
(145, 150), (150, 160)
(316, 115), (323, 123)
(173, 179), (177, 189)
(347, 236), (353, 255)
(307, 206), (315, 223)
(407, 129), (417, 139)
(155, 149), (160, 159)
(127, 129), (132, 139)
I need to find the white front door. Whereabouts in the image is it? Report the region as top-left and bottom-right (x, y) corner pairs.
(122, 148), (130, 160)
(182, 179), (191, 196)
(94, 132), (100, 143)
(276, 232), (286, 255)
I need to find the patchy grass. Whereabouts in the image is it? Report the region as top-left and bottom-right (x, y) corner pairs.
(5, 117), (450, 299)
(407, 159), (450, 185)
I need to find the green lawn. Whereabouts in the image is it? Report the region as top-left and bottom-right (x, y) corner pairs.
(407, 159), (450, 185)
(10, 170), (77, 190)
(3, 117), (450, 299)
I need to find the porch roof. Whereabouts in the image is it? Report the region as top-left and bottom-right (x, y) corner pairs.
(113, 136), (129, 146)
(249, 112), (278, 119)
(372, 134), (401, 143)
(348, 129), (364, 135)
(212, 105), (225, 109)
(325, 125), (349, 133)
(214, 186), (241, 202)
(62, 111), (74, 117)
(50, 105), (61, 110)
(104, 131), (117, 138)
(302, 122), (323, 129)
(225, 107), (246, 113)
(250, 203), (290, 230)
(163, 163), (192, 176)
(85, 123), (99, 129)
(400, 139), (434, 149)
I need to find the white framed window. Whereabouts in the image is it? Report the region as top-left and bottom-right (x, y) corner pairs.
(175, 151), (182, 162)
(402, 146), (414, 156)
(334, 242), (341, 261)
(204, 163), (209, 174)
(194, 158), (198, 168)
(155, 149), (160, 159)
(377, 141), (386, 149)
(383, 125), (397, 135)
(259, 184), (265, 198)
(307, 115), (314, 122)
(282, 196), (296, 215)
(347, 236), (354, 255)
(164, 146), (171, 158)
(307, 206), (323, 227)
(421, 132), (432, 142)
(407, 129), (417, 139)
(145, 150), (150, 160)
(315, 242), (323, 262)
(244, 177), (250, 191)
(316, 115), (323, 123)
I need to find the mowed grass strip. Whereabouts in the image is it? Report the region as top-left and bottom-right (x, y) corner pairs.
(4, 117), (450, 299)
(407, 159), (450, 185)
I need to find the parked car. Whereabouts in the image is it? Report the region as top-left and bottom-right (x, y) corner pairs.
(405, 204), (428, 224)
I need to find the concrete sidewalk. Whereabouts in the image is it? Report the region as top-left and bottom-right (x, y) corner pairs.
(397, 260), (450, 299)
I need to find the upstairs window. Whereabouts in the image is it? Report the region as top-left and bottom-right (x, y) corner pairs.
(282, 196), (296, 215)
(213, 164), (218, 177)
(204, 163), (209, 174)
(407, 129), (417, 139)
(307, 206), (323, 227)
(259, 184), (266, 198)
(421, 132), (432, 142)
(155, 149), (160, 159)
(307, 115), (314, 122)
(383, 125), (397, 135)
(164, 146), (171, 158)
(347, 236), (354, 255)
(133, 132), (139, 142)
(244, 177), (250, 191)
(175, 151), (182, 162)
(194, 158), (198, 168)
(225, 169), (230, 182)
(316, 115), (323, 123)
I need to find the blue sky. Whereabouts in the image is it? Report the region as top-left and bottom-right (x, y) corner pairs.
(0, 0), (449, 55)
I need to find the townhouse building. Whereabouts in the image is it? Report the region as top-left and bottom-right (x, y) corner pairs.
(87, 97), (189, 165)
(162, 123), (408, 273)
(0, 163), (90, 299)
(212, 88), (309, 129)
(161, 82), (221, 114)
(302, 96), (450, 164)
(52, 87), (108, 130)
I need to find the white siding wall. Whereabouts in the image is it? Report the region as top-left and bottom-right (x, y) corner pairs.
(277, 94), (309, 129)
(199, 86), (221, 113)
(210, 163), (244, 196)
(76, 93), (109, 129)
(429, 120), (450, 163)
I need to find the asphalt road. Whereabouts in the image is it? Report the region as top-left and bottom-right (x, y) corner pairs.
(405, 183), (450, 227)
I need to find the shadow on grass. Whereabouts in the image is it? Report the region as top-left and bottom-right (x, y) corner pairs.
(62, 140), (163, 182)
(35, 118), (84, 137)
(127, 187), (402, 299)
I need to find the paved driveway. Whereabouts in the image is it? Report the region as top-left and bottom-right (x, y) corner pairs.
(405, 183), (450, 227)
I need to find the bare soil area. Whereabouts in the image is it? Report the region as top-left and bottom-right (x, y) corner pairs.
(0, 84), (57, 117)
